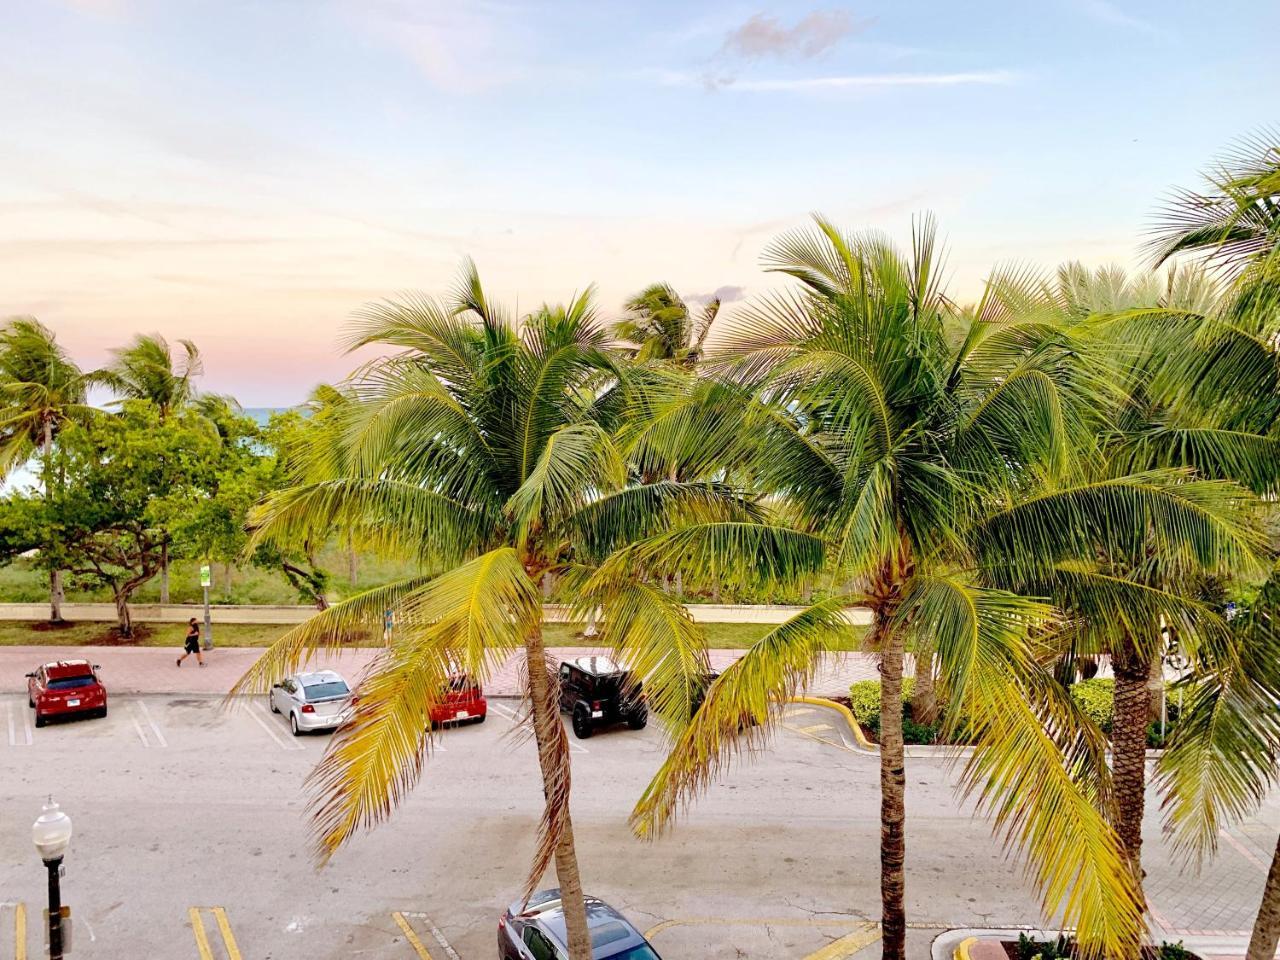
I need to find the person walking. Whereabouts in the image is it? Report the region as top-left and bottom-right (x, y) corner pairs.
(176, 617), (204, 667)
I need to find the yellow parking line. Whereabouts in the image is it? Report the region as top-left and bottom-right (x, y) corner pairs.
(782, 722), (862, 756)
(15, 902), (26, 960)
(392, 911), (435, 959)
(803, 924), (882, 959)
(212, 907), (243, 960)
(189, 907), (215, 960)
(796, 723), (833, 734)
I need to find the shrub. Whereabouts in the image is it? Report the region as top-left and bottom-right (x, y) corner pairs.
(1069, 678), (1114, 731)
(1159, 941), (1194, 960)
(848, 678), (915, 727)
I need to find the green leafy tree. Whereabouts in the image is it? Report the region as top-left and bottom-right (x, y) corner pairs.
(47, 403), (222, 635)
(232, 262), (762, 960)
(0, 317), (102, 621)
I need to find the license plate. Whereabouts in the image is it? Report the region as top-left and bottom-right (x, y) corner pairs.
(454, 710), (469, 720)
(591, 710), (603, 718)
(67, 699), (80, 707)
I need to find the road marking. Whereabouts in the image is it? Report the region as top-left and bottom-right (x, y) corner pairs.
(401, 912), (462, 960)
(247, 703), (305, 751)
(1221, 828), (1269, 873)
(488, 700), (587, 753)
(7, 701), (33, 746)
(645, 917), (872, 938)
(787, 707), (816, 716)
(392, 912), (435, 959)
(130, 708), (151, 747)
(135, 700), (168, 747)
(190, 906), (242, 960)
(796, 723), (833, 734)
(189, 907), (215, 960)
(802, 924), (882, 959)
(15, 901), (26, 960)
(782, 722), (861, 756)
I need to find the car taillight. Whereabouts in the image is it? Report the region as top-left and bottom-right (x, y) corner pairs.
(592, 701), (601, 711)
(301, 704), (315, 713)
(498, 916), (506, 929)
(349, 695), (360, 706)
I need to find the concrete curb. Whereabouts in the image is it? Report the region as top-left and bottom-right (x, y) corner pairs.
(930, 927), (1236, 960)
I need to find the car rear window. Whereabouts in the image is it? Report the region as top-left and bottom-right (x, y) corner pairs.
(591, 922), (631, 948)
(603, 945), (661, 960)
(303, 680), (349, 700)
(47, 676), (96, 690)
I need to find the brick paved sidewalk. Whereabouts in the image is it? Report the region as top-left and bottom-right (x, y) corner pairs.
(0, 644), (889, 697)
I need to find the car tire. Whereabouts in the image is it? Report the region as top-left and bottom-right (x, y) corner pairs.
(269, 695), (279, 714)
(572, 705), (593, 739)
(34, 712), (46, 728)
(475, 712), (486, 725)
(290, 713), (302, 737)
(98, 706), (108, 719)
(627, 709), (648, 730)
(28, 695), (34, 708)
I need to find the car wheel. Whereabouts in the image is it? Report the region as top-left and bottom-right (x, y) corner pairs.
(269, 694), (279, 714)
(627, 709), (648, 730)
(28, 695), (34, 708)
(289, 713), (302, 737)
(34, 711), (46, 728)
(474, 711), (486, 725)
(98, 706), (108, 719)
(572, 705), (593, 739)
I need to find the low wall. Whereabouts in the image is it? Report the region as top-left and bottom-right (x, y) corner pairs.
(0, 601), (872, 626)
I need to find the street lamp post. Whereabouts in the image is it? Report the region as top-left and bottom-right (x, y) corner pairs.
(32, 797), (72, 959)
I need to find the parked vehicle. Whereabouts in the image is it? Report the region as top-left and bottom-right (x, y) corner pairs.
(26, 660), (107, 727)
(498, 889), (663, 960)
(689, 670), (759, 728)
(557, 657), (646, 739)
(429, 672), (487, 727)
(269, 670), (355, 736)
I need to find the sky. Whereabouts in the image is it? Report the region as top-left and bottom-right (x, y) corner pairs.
(1, 0), (1276, 405)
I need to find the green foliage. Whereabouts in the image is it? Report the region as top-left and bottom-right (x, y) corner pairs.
(1158, 940), (1195, 960)
(847, 678), (945, 744)
(1069, 678), (1115, 731)
(1015, 933), (1073, 960)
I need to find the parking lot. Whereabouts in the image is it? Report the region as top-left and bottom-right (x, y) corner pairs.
(1, 692), (1275, 958)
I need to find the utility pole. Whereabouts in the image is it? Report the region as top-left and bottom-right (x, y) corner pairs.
(200, 563), (214, 650)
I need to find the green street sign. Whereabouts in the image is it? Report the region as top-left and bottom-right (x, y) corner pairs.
(199, 564), (212, 588)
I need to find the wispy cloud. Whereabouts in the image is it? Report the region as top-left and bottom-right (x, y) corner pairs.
(720, 10), (866, 60)
(1071, 0), (1166, 37)
(653, 69), (1018, 94)
(686, 285), (746, 305)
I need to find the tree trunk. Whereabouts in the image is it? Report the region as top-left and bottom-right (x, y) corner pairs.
(1147, 653), (1164, 723)
(1112, 640), (1151, 956)
(114, 589), (133, 638)
(879, 612), (908, 960)
(49, 569), (65, 624)
(523, 622), (592, 960)
(1246, 832), (1280, 960)
(910, 639), (939, 726)
(41, 420), (64, 624)
(159, 539), (170, 604)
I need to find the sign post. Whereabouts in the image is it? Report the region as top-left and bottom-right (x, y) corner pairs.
(200, 564), (213, 650)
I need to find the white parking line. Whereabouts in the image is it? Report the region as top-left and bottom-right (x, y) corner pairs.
(135, 700), (168, 747)
(246, 703), (305, 751)
(402, 911), (462, 960)
(489, 701), (587, 754)
(6, 700), (33, 746)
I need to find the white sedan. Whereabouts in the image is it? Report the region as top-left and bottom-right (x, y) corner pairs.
(268, 670), (355, 736)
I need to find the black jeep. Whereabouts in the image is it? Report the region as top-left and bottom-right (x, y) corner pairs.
(557, 656), (647, 739)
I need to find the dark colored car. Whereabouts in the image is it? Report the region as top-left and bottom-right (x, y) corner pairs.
(689, 671), (759, 728)
(430, 672), (488, 727)
(26, 660), (108, 727)
(498, 889), (663, 960)
(557, 657), (646, 739)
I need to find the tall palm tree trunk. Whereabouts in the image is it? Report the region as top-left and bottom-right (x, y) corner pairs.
(41, 419), (64, 623)
(1246, 833), (1280, 960)
(1111, 639), (1151, 959)
(879, 610), (908, 960)
(911, 639), (938, 726)
(523, 621), (592, 960)
(159, 539), (170, 604)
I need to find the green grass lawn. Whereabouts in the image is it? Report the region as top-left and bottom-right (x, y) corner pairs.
(0, 619), (867, 650)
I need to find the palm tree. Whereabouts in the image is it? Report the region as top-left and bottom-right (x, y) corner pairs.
(1149, 127), (1280, 276)
(619, 217), (1263, 959)
(103, 333), (204, 601)
(614, 283), (720, 367)
(953, 260), (1277, 935)
(0, 317), (100, 621)
(231, 262), (771, 960)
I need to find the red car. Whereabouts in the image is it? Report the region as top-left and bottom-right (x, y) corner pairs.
(27, 660), (108, 727)
(429, 673), (487, 727)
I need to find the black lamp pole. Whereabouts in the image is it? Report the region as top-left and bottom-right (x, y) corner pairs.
(44, 855), (63, 959)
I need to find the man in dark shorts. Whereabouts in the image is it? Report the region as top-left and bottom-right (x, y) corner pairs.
(176, 617), (205, 667)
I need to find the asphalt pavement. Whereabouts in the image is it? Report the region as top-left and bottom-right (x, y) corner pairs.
(0, 695), (1273, 959)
